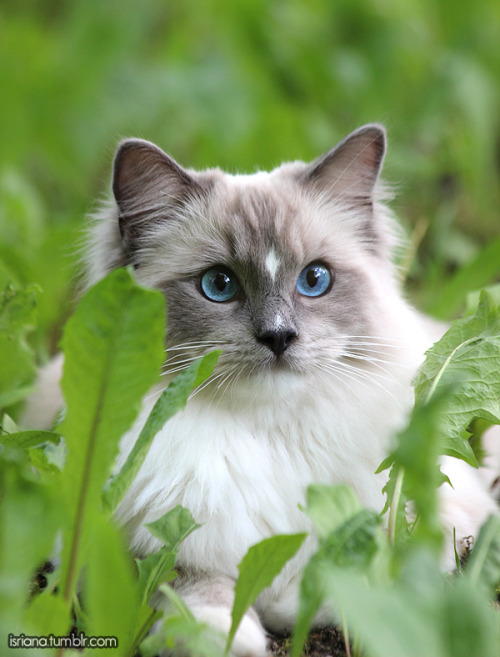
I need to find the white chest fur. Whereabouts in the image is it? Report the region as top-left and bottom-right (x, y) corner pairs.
(115, 365), (412, 584)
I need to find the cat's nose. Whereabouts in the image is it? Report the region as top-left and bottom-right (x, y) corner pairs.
(256, 328), (298, 357)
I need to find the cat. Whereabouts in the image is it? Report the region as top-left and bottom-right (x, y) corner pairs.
(23, 125), (500, 656)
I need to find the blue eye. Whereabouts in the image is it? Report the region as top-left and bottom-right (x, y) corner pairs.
(296, 263), (332, 297)
(200, 266), (240, 302)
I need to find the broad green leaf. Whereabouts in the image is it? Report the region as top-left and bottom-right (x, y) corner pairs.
(227, 533), (306, 655)
(291, 557), (325, 657)
(0, 413), (18, 435)
(0, 282), (38, 410)
(22, 592), (70, 641)
(440, 576), (500, 657)
(304, 484), (362, 540)
(145, 505), (201, 553)
(318, 510), (381, 569)
(136, 549), (177, 606)
(85, 515), (141, 656)
(102, 351), (220, 513)
(58, 268), (165, 604)
(28, 445), (63, 476)
(381, 392), (451, 552)
(137, 507), (200, 605)
(465, 283), (500, 316)
(324, 569), (443, 657)
(0, 450), (60, 639)
(322, 552), (500, 657)
(0, 385), (35, 409)
(292, 487), (381, 657)
(0, 430), (61, 450)
(464, 514), (500, 598)
(414, 290), (500, 467)
(139, 632), (168, 657)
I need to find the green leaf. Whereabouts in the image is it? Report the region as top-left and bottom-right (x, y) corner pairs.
(22, 592), (71, 640)
(0, 449), (61, 637)
(136, 549), (177, 606)
(414, 290), (500, 467)
(381, 392), (452, 552)
(159, 612), (225, 657)
(137, 507), (200, 605)
(227, 533), (306, 655)
(324, 569), (442, 657)
(291, 557), (326, 657)
(145, 505), (201, 553)
(139, 631), (168, 657)
(304, 484), (363, 540)
(0, 385), (35, 409)
(292, 486), (381, 657)
(0, 430), (61, 450)
(158, 583), (196, 623)
(102, 351), (220, 513)
(464, 514), (500, 598)
(319, 510), (381, 569)
(58, 268), (165, 605)
(440, 576), (500, 657)
(465, 283), (500, 316)
(86, 515), (141, 656)
(320, 550), (500, 657)
(0, 282), (39, 411)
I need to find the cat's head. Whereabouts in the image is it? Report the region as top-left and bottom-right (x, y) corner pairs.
(87, 126), (416, 398)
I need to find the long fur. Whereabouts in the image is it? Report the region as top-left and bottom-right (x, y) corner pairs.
(24, 125), (499, 656)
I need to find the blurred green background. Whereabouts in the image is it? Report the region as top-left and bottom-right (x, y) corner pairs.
(1, 0), (499, 359)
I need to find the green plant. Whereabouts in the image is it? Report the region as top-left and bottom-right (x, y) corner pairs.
(1, 269), (499, 657)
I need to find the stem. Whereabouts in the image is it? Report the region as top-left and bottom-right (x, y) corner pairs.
(126, 608), (160, 657)
(341, 612), (352, 657)
(57, 352), (113, 657)
(62, 392), (106, 604)
(388, 468), (405, 546)
(424, 337), (477, 404)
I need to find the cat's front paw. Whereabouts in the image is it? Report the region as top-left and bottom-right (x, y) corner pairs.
(173, 574), (268, 657)
(190, 604), (268, 657)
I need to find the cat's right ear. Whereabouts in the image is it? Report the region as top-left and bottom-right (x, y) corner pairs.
(112, 139), (201, 250)
(301, 124), (386, 206)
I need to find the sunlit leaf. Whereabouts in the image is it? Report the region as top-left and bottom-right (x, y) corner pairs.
(58, 268), (165, 605)
(227, 533), (306, 654)
(414, 290), (500, 467)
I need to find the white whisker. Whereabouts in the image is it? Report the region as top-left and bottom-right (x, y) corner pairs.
(343, 351), (410, 371)
(166, 340), (226, 351)
(316, 357), (402, 406)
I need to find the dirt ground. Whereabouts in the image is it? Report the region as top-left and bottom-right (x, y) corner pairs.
(270, 627), (347, 657)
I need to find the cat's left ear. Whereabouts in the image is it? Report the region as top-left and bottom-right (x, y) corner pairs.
(112, 138), (205, 254)
(302, 124), (386, 205)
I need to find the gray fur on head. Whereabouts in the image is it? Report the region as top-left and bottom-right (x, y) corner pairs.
(84, 124), (396, 290)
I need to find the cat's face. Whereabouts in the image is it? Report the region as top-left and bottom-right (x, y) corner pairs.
(100, 126), (407, 397)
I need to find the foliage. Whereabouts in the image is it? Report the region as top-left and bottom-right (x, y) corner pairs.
(1, 269), (499, 656)
(0, 270), (221, 656)
(1, 0), (500, 354)
(2, 2), (500, 655)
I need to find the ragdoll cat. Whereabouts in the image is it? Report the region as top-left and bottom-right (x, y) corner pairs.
(24, 125), (500, 656)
